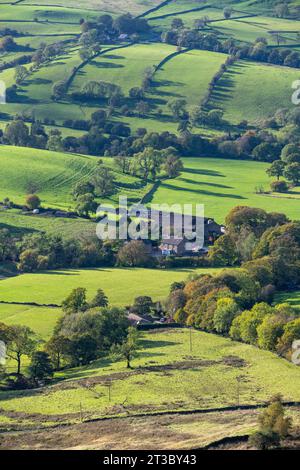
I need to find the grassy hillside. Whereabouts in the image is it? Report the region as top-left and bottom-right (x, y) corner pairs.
(0, 146), (151, 209)
(20, 0), (162, 15)
(71, 43), (177, 95)
(0, 209), (96, 239)
(0, 267), (222, 306)
(211, 61), (300, 124)
(149, 157), (300, 223)
(0, 146), (98, 209)
(0, 303), (62, 340)
(0, 328), (299, 425)
(150, 49), (227, 115)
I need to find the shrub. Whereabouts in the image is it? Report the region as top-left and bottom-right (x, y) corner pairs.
(25, 194), (41, 210)
(270, 180), (288, 193)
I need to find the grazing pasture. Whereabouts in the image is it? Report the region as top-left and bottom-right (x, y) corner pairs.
(0, 303), (62, 340)
(149, 157), (300, 223)
(0, 209), (96, 240)
(0, 267), (222, 306)
(0, 146), (150, 209)
(0, 146), (98, 209)
(0, 328), (299, 423)
(71, 43), (177, 95)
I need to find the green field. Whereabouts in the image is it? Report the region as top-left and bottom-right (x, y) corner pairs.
(0, 146), (98, 209)
(149, 157), (300, 223)
(71, 46), (227, 132)
(71, 43), (177, 95)
(0, 146), (151, 209)
(0, 267), (221, 306)
(0, 208), (96, 239)
(0, 328), (299, 423)
(20, 0), (162, 15)
(0, 303), (62, 340)
(275, 291), (300, 310)
(211, 61), (300, 124)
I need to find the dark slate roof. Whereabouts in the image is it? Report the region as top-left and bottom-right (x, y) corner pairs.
(160, 238), (185, 246)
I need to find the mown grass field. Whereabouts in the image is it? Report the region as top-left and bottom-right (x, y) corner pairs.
(0, 267), (222, 306)
(149, 157), (300, 223)
(0, 328), (299, 423)
(0, 146), (98, 209)
(0, 146), (151, 209)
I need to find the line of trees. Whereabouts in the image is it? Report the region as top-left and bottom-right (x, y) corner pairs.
(167, 206), (300, 362)
(162, 23), (300, 69)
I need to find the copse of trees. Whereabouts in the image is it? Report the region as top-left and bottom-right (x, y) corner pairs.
(49, 288), (130, 368)
(166, 205), (300, 363)
(0, 230), (115, 273)
(0, 286), (132, 387)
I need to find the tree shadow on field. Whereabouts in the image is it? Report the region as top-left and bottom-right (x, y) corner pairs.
(0, 222), (36, 236)
(90, 61), (124, 69)
(141, 339), (179, 350)
(103, 54), (125, 60)
(178, 177), (233, 189)
(34, 270), (83, 276)
(184, 168), (225, 177)
(160, 182), (245, 199)
(29, 78), (52, 85)
(11, 90), (39, 105)
(151, 79), (185, 99)
(209, 62), (249, 109)
(44, 61), (67, 67)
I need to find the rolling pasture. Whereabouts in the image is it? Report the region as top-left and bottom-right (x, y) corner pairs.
(275, 291), (300, 310)
(19, 0), (162, 15)
(150, 49), (227, 117)
(212, 61), (300, 125)
(149, 157), (300, 223)
(0, 303), (62, 340)
(0, 267), (222, 306)
(0, 146), (151, 209)
(71, 43), (177, 95)
(0, 209), (96, 240)
(0, 328), (299, 426)
(1, 0), (299, 130)
(0, 146), (98, 209)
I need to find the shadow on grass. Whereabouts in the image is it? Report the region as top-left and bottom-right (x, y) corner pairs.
(184, 168), (225, 177)
(90, 61), (124, 69)
(160, 182), (246, 199)
(178, 178), (233, 189)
